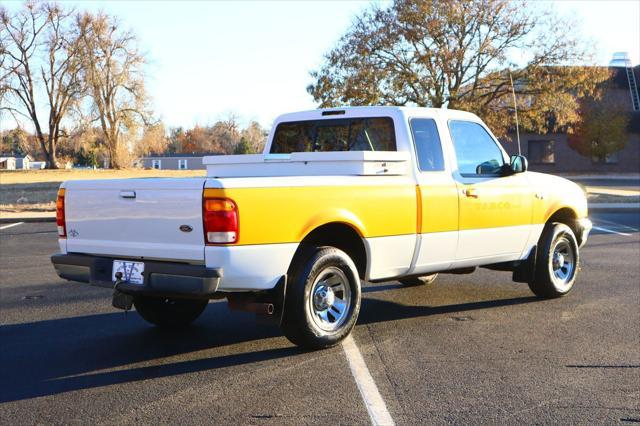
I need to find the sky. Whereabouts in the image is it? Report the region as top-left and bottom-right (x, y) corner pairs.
(2, 0), (639, 131)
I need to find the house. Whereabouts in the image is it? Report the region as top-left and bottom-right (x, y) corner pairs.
(0, 154), (17, 170)
(502, 57), (640, 174)
(15, 154), (32, 170)
(138, 153), (217, 170)
(0, 154), (35, 170)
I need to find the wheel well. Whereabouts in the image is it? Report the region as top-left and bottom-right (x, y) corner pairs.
(293, 223), (367, 279)
(547, 208), (579, 239)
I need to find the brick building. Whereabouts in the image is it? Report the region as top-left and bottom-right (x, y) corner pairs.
(502, 59), (640, 174)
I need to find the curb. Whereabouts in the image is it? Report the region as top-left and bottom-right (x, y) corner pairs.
(589, 203), (640, 209)
(562, 174), (640, 180)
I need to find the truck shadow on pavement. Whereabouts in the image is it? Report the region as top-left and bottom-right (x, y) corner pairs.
(0, 292), (539, 403)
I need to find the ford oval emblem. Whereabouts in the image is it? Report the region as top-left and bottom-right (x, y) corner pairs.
(179, 225), (193, 233)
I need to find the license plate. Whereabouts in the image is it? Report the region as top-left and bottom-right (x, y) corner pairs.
(112, 260), (145, 285)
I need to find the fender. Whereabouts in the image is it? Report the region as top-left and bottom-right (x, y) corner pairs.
(298, 208), (367, 241)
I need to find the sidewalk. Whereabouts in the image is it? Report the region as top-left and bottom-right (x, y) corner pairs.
(586, 187), (640, 196)
(0, 211), (56, 223)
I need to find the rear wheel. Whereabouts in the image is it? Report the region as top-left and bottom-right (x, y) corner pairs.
(529, 223), (579, 298)
(134, 296), (208, 327)
(281, 246), (361, 349)
(399, 273), (438, 287)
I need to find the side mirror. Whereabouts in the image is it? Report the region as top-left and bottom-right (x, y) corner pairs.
(509, 154), (528, 174)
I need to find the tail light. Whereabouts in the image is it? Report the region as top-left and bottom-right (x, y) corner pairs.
(56, 188), (66, 238)
(203, 196), (238, 244)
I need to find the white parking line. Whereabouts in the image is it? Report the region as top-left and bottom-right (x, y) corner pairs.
(342, 334), (395, 426)
(594, 218), (639, 232)
(592, 226), (631, 237)
(0, 222), (24, 231)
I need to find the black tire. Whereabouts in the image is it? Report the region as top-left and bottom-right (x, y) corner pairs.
(529, 223), (579, 299)
(281, 246), (361, 349)
(134, 296), (208, 327)
(399, 273), (438, 287)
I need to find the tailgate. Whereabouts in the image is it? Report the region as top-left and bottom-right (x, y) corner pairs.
(64, 178), (206, 263)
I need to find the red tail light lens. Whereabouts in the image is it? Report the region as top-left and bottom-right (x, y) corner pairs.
(203, 197), (238, 244)
(56, 188), (66, 238)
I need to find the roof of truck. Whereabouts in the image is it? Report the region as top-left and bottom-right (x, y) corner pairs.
(274, 106), (480, 124)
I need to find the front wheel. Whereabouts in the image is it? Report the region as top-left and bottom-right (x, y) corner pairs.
(281, 246), (361, 349)
(529, 223), (579, 298)
(134, 296), (208, 327)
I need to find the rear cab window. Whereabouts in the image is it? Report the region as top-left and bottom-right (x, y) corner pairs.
(270, 117), (396, 153)
(410, 118), (445, 172)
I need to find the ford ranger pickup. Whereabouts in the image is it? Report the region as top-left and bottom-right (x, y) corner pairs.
(51, 107), (592, 349)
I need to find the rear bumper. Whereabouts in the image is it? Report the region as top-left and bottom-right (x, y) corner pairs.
(51, 254), (222, 299)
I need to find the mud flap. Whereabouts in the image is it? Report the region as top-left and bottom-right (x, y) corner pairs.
(272, 275), (288, 326)
(226, 275), (287, 325)
(513, 246), (537, 283)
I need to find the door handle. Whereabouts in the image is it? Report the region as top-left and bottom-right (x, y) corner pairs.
(119, 190), (136, 199)
(463, 188), (478, 198)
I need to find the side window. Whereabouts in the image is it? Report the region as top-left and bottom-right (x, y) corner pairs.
(449, 120), (505, 176)
(270, 117), (396, 153)
(410, 118), (445, 171)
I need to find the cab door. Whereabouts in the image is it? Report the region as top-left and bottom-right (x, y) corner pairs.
(448, 120), (534, 263)
(411, 118), (459, 274)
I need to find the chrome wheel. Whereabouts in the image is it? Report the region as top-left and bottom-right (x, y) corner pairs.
(307, 266), (352, 332)
(550, 236), (575, 288)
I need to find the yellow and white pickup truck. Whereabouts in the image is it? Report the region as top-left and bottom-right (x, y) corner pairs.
(51, 106), (592, 349)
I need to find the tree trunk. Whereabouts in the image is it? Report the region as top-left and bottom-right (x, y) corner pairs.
(49, 150), (59, 169)
(47, 133), (59, 169)
(108, 138), (121, 169)
(34, 127), (58, 169)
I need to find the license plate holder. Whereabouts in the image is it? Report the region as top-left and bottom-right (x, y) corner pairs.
(112, 260), (145, 285)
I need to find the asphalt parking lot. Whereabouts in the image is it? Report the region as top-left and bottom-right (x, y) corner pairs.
(1, 212), (638, 424)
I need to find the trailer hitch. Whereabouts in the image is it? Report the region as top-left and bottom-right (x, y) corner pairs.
(112, 271), (134, 311)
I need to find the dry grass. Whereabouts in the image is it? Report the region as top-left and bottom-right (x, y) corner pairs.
(0, 168), (205, 185)
(1, 202), (56, 213)
(0, 168), (206, 213)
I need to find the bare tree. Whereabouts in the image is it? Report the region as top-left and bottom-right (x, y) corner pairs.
(76, 11), (150, 169)
(241, 120), (267, 153)
(208, 113), (241, 154)
(308, 0), (610, 137)
(136, 122), (168, 157)
(0, 15), (11, 113)
(0, 2), (83, 168)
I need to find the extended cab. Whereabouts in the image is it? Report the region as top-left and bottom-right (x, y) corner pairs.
(52, 107), (592, 348)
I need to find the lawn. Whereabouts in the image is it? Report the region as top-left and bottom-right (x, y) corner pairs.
(0, 169), (206, 213)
